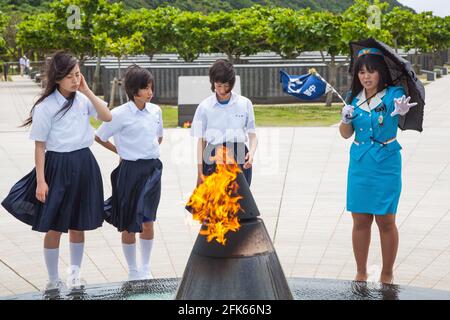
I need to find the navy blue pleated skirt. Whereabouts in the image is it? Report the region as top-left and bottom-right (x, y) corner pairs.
(202, 142), (252, 186)
(104, 158), (162, 233)
(1, 148), (104, 233)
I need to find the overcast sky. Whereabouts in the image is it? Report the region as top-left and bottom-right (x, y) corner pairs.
(397, 0), (450, 17)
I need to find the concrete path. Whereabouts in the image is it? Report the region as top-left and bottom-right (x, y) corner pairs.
(0, 74), (449, 296)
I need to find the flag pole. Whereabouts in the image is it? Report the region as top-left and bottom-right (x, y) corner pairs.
(309, 68), (347, 105)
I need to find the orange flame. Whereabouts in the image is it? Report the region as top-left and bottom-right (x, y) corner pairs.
(186, 146), (243, 245)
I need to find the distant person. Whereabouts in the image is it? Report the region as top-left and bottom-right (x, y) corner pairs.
(2, 61), (9, 81)
(25, 56), (30, 77)
(19, 55), (26, 77)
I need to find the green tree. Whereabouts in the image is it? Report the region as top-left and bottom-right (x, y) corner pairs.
(16, 12), (59, 56)
(383, 7), (416, 52)
(424, 14), (450, 67)
(172, 11), (210, 62)
(208, 6), (270, 63)
(126, 7), (180, 61)
(0, 11), (8, 55)
(267, 8), (315, 59)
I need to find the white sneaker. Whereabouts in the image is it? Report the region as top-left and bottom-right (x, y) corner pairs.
(66, 276), (87, 289)
(66, 265), (86, 289)
(44, 279), (66, 291)
(139, 269), (154, 280)
(128, 269), (141, 281)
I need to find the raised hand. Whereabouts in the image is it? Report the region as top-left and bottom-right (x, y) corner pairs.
(341, 104), (355, 124)
(391, 95), (418, 117)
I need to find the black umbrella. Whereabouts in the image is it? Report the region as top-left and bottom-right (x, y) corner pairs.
(349, 38), (426, 132)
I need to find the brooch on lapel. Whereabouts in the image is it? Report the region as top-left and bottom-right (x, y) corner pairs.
(375, 103), (386, 127)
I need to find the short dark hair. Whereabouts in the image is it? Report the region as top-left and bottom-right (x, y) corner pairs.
(209, 59), (236, 92)
(124, 65), (154, 101)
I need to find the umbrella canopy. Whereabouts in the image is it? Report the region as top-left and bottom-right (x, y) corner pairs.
(349, 38), (425, 132)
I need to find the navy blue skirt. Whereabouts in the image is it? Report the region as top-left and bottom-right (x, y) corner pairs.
(1, 148), (104, 233)
(202, 142), (252, 186)
(104, 158), (162, 233)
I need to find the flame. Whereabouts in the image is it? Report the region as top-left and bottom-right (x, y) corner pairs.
(186, 146), (243, 245)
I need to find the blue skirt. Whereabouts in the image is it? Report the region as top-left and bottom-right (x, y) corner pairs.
(1, 148), (104, 232)
(203, 142), (252, 186)
(347, 151), (402, 215)
(104, 158), (162, 233)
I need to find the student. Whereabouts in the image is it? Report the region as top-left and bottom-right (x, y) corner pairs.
(1, 51), (112, 291)
(95, 65), (163, 281)
(191, 59), (257, 187)
(339, 47), (417, 284)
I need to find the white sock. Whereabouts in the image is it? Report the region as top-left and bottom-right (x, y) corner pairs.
(140, 239), (154, 273)
(122, 243), (138, 274)
(69, 242), (84, 277)
(44, 248), (59, 283)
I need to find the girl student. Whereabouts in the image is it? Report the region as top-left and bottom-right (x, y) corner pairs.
(191, 59), (258, 187)
(1, 51), (112, 290)
(340, 47), (417, 284)
(95, 65), (163, 281)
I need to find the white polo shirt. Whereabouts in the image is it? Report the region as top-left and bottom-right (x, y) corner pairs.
(95, 101), (163, 161)
(29, 90), (102, 152)
(191, 92), (256, 145)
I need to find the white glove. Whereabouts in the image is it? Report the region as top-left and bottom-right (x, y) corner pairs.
(341, 104), (354, 124)
(391, 95), (418, 117)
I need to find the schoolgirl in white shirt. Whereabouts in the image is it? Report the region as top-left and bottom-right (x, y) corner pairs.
(2, 51), (112, 291)
(191, 59), (258, 187)
(95, 65), (163, 281)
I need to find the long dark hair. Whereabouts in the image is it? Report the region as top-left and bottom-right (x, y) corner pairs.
(347, 54), (393, 104)
(22, 51), (79, 127)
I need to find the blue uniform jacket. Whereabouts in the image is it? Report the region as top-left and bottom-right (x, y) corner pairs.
(349, 86), (406, 163)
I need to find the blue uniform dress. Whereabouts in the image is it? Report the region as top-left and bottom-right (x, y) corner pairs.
(95, 101), (163, 233)
(347, 86), (406, 215)
(1, 90), (105, 232)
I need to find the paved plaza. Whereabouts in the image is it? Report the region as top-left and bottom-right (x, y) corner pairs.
(0, 74), (449, 296)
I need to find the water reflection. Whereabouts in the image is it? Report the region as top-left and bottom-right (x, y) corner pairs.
(5, 278), (448, 300)
(351, 281), (400, 300)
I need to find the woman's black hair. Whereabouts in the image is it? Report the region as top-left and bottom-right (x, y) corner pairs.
(209, 59), (236, 92)
(22, 51), (79, 127)
(124, 65), (154, 101)
(347, 54), (393, 104)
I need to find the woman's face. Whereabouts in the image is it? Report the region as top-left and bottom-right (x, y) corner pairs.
(358, 65), (380, 93)
(135, 83), (154, 103)
(57, 64), (81, 95)
(214, 82), (232, 97)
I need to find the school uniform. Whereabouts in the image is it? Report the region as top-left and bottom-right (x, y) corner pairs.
(347, 86), (406, 215)
(191, 91), (256, 185)
(96, 101), (163, 233)
(1, 90), (105, 232)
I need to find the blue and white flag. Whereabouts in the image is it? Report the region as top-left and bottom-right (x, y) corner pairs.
(280, 70), (332, 101)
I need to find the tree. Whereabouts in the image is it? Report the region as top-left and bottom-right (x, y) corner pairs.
(267, 7), (316, 59)
(383, 7), (416, 52)
(16, 12), (59, 56)
(0, 11), (7, 56)
(126, 7), (180, 61)
(172, 11), (210, 62)
(208, 6), (270, 63)
(424, 14), (450, 67)
(316, 0), (392, 106)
